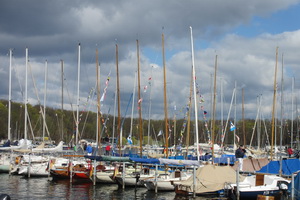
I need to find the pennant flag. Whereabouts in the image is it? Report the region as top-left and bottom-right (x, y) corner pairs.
(230, 121), (236, 131)
(235, 134), (240, 142)
(127, 136), (133, 145)
(138, 98), (143, 104)
(143, 85), (148, 92)
(157, 130), (163, 136)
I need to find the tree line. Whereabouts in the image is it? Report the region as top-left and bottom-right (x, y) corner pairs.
(0, 99), (296, 147)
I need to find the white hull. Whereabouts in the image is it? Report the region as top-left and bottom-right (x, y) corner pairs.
(96, 171), (115, 183)
(18, 162), (49, 177)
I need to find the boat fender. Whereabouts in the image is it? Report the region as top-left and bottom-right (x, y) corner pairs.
(15, 156), (21, 164)
(0, 194), (11, 200)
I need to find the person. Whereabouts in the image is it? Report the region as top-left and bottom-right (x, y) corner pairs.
(235, 145), (246, 171)
(86, 144), (93, 156)
(105, 144), (111, 155)
(287, 147), (293, 158)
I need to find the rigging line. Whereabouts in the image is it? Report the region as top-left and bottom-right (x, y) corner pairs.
(79, 83), (97, 140)
(62, 72), (77, 124)
(28, 61), (51, 140)
(11, 56), (25, 100)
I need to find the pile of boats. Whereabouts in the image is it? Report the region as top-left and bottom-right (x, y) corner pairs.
(1, 141), (300, 200)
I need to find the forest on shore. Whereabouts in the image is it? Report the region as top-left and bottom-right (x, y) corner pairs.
(0, 99), (295, 147)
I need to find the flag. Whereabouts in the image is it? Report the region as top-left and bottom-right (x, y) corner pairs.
(127, 136), (133, 145)
(235, 134), (240, 142)
(230, 121), (236, 131)
(157, 130), (163, 136)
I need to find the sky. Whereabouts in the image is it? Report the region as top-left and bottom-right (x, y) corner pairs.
(1, 0), (300, 124)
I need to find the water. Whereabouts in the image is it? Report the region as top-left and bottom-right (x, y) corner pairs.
(0, 174), (224, 200)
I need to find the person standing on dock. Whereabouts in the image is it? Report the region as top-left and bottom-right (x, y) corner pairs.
(235, 145), (246, 171)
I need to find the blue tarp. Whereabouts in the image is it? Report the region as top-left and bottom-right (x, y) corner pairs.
(214, 154), (236, 165)
(257, 159), (300, 176)
(129, 157), (160, 164)
(288, 172), (300, 200)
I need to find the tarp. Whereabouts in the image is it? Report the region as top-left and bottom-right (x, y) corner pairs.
(129, 157), (159, 164)
(214, 154), (236, 165)
(84, 155), (131, 162)
(232, 158), (269, 172)
(159, 158), (201, 166)
(175, 165), (244, 194)
(257, 159), (300, 176)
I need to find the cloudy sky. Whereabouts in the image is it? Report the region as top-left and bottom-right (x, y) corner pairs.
(1, 0), (300, 122)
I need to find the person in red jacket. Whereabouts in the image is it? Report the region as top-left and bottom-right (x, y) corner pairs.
(287, 147), (293, 158)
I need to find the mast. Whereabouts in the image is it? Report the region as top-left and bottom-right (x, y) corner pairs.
(75, 43), (81, 146)
(221, 78), (224, 148)
(43, 60), (48, 142)
(61, 60), (64, 142)
(270, 47), (278, 160)
(115, 44), (121, 155)
(24, 47), (28, 140)
(190, 26), (200, 161)
(291, 76), (294, 148)
(185, 70), (193, 158)
(211, 54), (218, 161)
(96, 48), (102, 153)
(162, 32), (169, 158)
(279, 53), (284, 176)
(234, 81), (237, 148)
(137, 40), (143, 157)
(242, 88), (246, 146)
(8, 49), (12, 141)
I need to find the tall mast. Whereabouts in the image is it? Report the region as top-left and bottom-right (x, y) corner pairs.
(8, 49), (12, 141)
(96, 48), (102, 153)
(137, 40), (143, 157)
(279, 53), (284, 176)
(75, 43), (81, 146)
(162, 32), (169, 158)
(186, 70), (193, 157)
(190, 26), (200, 161)
(24, 47), (28, 140)
(221, 78), (224, 148)
(234, 81), (237, 148)
(291, 76), (294, 148)
(242, 88), (246, 146)
(270, 47), (278, 160)
(115, 44), (121, 155)
(211, 54), (218, 161)
(43, 60), (48, 142)
(61, 60), (64, 142)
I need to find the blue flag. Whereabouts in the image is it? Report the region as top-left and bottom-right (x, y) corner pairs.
(230, 121), (236, 131)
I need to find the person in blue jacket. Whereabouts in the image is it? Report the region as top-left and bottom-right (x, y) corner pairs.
(235, 145), (246, 171)
(86, 144), (93, 156)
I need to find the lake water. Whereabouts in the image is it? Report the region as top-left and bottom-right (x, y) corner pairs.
(0, 174), (223, 200)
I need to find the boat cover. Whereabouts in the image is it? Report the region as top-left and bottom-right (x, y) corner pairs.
(129, 157), (159, 164)
(175, 165), (244, 194)
(257, 159), (300, 176)
(232, 157), (269, 172)
(159, 158), (201, 166)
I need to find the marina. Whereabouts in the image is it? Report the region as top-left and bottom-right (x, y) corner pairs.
(1, 1), (300, 200)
